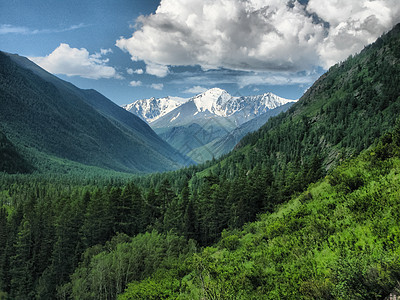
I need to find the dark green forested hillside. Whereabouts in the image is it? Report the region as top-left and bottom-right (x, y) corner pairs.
(0, 130), (32, 174)
(0, 22), (399, 300)
(0, 52), (190, 173)
(1, 122), (400, 299)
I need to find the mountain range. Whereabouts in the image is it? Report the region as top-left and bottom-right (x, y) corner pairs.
(124, 88), (296, 163)
(0, 51), (192, 174)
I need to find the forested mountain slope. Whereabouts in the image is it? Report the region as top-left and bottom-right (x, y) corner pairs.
(189, 22), (400, 200)
(119, 120), (400, 300)
(187, 102), (293, 163)
(0, 129), (32, 174)
(0, 52), (191, 173)
(235, 23), (400, 168)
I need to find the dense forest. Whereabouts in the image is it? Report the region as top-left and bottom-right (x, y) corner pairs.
(0, 23), (399, 300)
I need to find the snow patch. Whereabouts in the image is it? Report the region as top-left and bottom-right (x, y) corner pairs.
(170, 112), (180, 122)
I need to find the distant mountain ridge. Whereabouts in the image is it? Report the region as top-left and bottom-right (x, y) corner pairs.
(123, 96), (187, 123)
(124, 88), (296, 163)
(0, 51), (192, 173)
(124, 88), (296, 128)
(187, 102), (294, 163)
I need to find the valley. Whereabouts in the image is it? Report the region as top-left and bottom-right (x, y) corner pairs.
(124, 88), (296, 163)
(1, 2), (400, 299)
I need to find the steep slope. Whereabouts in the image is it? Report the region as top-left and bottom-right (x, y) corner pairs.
(187, 102), (293, 163)
(0, 129), (32, 174)
(228, 23), (400, 173)
(156, 123), (216, 156)
(0, 51), (191, 173)
(121, 123), (400, 299)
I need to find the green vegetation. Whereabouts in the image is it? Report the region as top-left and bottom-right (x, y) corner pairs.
(0, 130), (32, 174)
(0, 51), (190, 174)
(121, 122), (400, 299)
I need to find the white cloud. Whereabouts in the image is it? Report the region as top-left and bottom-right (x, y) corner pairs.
(308, 0), (400, 68)
(0, 24), (28, 34)
(116, 0), (400, 72)
(127, 68), (144, 75)
(183, 85), (208, 94)
(236, 73), (316, 88)
(129, 80), (142, 86)
(116, 0), (325, 72)
(0, 23), (87, 35)
(100, 48), (113, 55)
(146, 63), (169, 77)
(170, 69), (321, 89)
(30, 43), (121, 80)
(150, 83), (164, 90)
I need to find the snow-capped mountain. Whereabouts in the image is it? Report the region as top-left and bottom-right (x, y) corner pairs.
(189, 88), (296, 118)
(150, 88), (297, 128)
(191, 88), (232, 116)
(123, 88), (297, 163)
(223, 92), (296, 116)
(123, 96), (187, 123)
(123, 88), (296, 126)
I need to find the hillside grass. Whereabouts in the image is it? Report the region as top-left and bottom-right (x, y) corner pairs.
(120, 125), (400, 299)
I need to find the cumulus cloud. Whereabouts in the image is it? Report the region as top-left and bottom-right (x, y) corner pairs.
(127, 68), (134, 75)
(150, 83), (164, 90)
(308, 0), (400, 68)
(30, 43), (121, 79)
(146, 63), (169, 77)
(183, 85), (208, 94)
(129, 80), (142, 86)
(116, 0), (400, 72)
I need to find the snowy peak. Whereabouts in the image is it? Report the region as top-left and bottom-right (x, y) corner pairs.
(124, 88), (297, 126)
(254, 92), (297, 110)
(192, 88), (232, 116)
(123, 96), (187, 123)
(223, 92), (297, 116)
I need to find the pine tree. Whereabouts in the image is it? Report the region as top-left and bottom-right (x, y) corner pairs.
(10, 219), (34, 299)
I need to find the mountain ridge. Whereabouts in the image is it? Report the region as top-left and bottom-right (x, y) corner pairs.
(124, 88), (296, 162)
(124, 88), (296, 128)
(0, 51), (192, 173)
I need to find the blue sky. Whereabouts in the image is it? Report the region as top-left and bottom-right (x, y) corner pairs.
(1, 0), (399, 105)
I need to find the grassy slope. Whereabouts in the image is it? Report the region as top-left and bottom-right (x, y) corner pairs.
(120, 122), (400, 300)
(117, 24), (400, 300)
